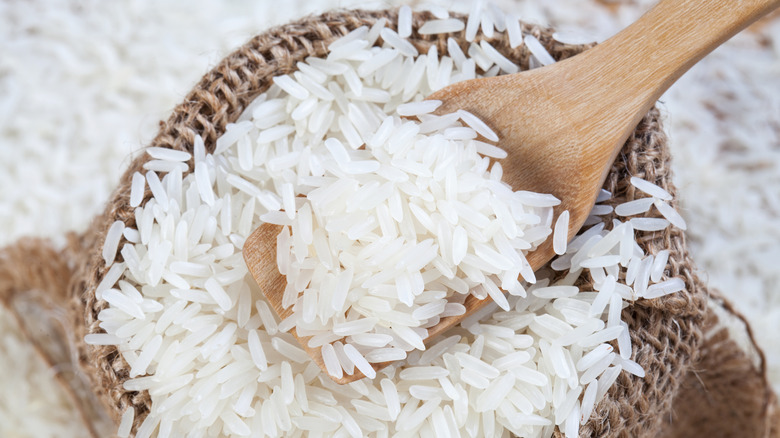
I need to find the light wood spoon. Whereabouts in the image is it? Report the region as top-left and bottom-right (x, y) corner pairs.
(244, 0), (780, 383)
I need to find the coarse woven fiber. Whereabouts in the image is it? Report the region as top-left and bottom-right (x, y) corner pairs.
(656, 294), (778, 438)
(0, 237), (117, 437)
(0, 7), (772, 438)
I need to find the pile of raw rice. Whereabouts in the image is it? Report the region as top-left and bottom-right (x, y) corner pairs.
(82, 4), (689, 437)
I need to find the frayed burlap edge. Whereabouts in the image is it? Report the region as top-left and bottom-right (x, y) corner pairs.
(28, 7), (767, 437)
(654, 292), (779, 438)
(0, 236), (116, 437)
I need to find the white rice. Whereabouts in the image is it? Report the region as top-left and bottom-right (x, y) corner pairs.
(480, 40), (519, 74)
(130, 172), (146, 208)
(398, 5), (412, 38)
(629, 176), (672, 200)
(650, 249), (670, 282)
(465, 0), (482, 42)
(506, 14), (524, 48)
(524, 34), (556, 66)
(644, 277), (686, 299)
(457, 109), (500, 141)
(418, 18), (466, 35)
(10, 0), (780, 435)
(396, 99), (442, 116)
(146, 147), (191, 162)
(379, 28), (418, 58)
(84, 333), (124, 345)
(102, 221), (125, 266)
(273, 75), (309, 100)
(88, 4), (688, 437)
(654, 199), (688, 230)
(553, 210), (570, 255)
(116, 407), (135, 437)
(552, 27), (600, 45)
(630, 217), (671, 231)
(479, 9), (494, 39)
(615, 197), (654, 216)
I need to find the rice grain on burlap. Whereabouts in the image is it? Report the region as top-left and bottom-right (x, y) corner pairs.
(37, 8), (775, 437)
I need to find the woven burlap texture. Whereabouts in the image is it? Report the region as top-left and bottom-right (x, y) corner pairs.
(656, 295), (778, 437)
(0, 8), (763, 438)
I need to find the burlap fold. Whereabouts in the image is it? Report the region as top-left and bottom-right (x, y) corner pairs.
(0, 8), (775, 438)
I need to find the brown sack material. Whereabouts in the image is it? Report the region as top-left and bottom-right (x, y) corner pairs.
(0, 237), (120, 437)
(0, 8), (772, 437)
(657, 295), (779, 438)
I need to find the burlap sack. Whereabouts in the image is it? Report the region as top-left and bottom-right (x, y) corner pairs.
(0, 8), (776, 438)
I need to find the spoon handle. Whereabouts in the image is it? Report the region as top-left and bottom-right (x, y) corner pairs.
(580, 0), (779, 125)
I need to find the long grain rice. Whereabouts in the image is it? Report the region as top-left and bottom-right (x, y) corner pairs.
(88, 7), (687, 437)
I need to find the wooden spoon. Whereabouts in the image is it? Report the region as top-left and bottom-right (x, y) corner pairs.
(244, 0), (780, 383)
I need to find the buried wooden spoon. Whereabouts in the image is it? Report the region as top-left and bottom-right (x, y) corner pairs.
(244, 0), (780, 383)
